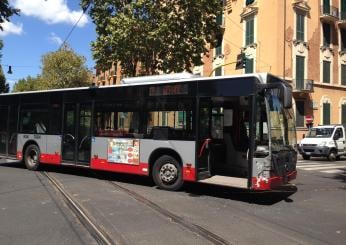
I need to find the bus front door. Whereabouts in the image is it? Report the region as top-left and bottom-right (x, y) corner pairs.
(62, 103), (92, 165)
(197, 99), (212, 179)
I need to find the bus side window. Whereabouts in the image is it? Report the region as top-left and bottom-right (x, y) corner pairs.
(20, 105), (49, 134)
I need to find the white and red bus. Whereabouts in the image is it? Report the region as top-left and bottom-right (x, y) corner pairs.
(0, 73), (297, 191)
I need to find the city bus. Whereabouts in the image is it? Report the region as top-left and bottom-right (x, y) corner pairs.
(0, 73), (297, 191)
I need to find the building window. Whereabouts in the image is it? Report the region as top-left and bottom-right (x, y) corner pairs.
(296, 101), (305, 127)
(215, 67), (222, 76)
(245, 17), (254, 46)
(341, 64), (346, 85)
(296, 13), (305, 41)
(246, 0), (255, 6)
(323, 102), (331, 125)
(216, 12), (223, 26)
(322, 23), (331, 47)
(341, 29), (346, 51)
(323, 0), (331, 14)
(342, 104), (346, 125)
(296, 56), (305, 90)
(342, 0), (346, 20)
(215, 34), (223, 56)
(323, 60), (331, 83)
(245, 58), (254, 74)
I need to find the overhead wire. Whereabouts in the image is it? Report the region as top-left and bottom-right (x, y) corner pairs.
(58, 2), (91, 50)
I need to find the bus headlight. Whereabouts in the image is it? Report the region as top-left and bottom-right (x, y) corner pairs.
(318, 141), (326, 147)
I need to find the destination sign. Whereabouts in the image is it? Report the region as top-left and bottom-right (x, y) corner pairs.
(149, 84), (188, 96)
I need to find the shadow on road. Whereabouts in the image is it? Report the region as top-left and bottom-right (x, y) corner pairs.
(323, 169), (346, 186)
(183, 182), (297, 205)
(0, 161), (297, 205)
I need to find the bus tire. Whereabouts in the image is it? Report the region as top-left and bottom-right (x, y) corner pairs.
(24, 144), (41, 171)
(327, 150), (336, 162)
(152, 155), (183, 191)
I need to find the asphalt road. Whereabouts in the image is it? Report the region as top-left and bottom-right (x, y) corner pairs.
(0, 158), (345, 245)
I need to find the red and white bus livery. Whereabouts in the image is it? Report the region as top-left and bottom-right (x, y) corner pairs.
(0, 73), (297, 191)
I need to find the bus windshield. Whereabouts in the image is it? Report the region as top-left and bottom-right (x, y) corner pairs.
(267, 93), (296, 152)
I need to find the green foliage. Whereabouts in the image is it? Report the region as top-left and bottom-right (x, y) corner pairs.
(0, 0), (19, 30)
(40, 44), (92, 89)
(12, 75), (41, 92)
(81, 0), (223, 76)
(12, 44), (92, 92)
(0, 66), (9, 93)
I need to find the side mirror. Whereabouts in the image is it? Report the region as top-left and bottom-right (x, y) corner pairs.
(333, 134), (340, 140)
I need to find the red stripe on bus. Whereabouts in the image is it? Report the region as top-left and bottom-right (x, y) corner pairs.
(183, 166), (196, 182)
(90, 158), (149, 176)
(40, 153), (61, 165)
(251, 170), (297, 190)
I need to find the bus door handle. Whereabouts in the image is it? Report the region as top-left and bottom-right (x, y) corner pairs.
(64, 133), (75, 144)
(199, 138), (211, 158)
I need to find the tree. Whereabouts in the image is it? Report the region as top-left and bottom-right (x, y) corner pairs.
(81, 0), (223, 77)
(0, 41), (9, 93)
(40, 44), (92, 89)
(0, 66), (9, 93)
(0, 0), (19, 30)
(12, 75), (41, 92)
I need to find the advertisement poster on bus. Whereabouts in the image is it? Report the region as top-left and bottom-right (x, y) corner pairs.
(108, 139), (140, 165)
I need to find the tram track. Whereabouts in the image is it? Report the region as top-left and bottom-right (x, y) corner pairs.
(39, 171), (119, 245)
(40, 169), (231, 245)
(95, 173), (231, 245)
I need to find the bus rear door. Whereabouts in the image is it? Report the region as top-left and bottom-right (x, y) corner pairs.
(62, 103), (92, 165)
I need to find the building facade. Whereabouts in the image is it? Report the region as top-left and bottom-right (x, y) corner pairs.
(94, 0), (346, 141)
(192, 0), (346, 141)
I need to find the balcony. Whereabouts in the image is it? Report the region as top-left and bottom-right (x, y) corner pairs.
(292, 79), (314, 93)
(338, 11), (346, 28)
(320, 5), (339, 23)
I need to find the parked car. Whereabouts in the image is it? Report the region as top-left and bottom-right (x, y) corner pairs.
(299, 125), (346, 161)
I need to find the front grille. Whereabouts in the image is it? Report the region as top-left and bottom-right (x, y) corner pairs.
(304, 149), (314, 152)
(302, 144), (317, 147)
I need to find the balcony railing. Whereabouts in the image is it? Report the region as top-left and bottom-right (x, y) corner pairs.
(320, 5), (339, 22)
(292, 79), (314, 92)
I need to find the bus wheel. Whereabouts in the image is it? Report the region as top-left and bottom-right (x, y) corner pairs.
(24, 145), (41, 171)
(152, 155), (183, 191)
(327, 150), (336, 162)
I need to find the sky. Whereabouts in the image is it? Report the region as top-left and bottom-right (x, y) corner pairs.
(0, 0), (96, 89)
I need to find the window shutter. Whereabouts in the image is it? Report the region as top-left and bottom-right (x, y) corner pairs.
(296, 56), (305, 89)
(215, 67), (222, 76)
(323, 61), (331, 83)
(323, 103), (331, 125)
(246, 18), (254, 45)
(296, 14), (304, 41)
(245, 58), (254, 74)
(342, 64), (346, 85)
(342, 104), (346, 125)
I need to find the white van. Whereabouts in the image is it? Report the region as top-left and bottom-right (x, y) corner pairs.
(299, 125), (346, 161)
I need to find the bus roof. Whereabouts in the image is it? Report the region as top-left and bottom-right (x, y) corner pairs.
(0, 72), (279, 97)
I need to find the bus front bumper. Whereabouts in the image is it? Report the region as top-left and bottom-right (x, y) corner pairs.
(251, 170), (297, 191)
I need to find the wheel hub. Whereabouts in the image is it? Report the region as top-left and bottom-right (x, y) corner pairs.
(27, 149), (38, 167)
(159, 163), (178, 184)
